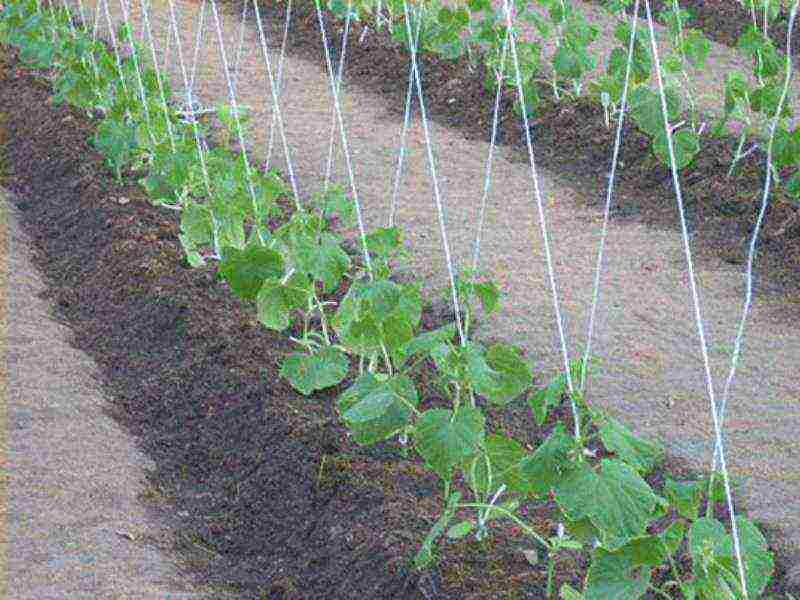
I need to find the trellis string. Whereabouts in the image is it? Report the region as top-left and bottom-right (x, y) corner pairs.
(252, 0), (301, 208)
(388, 5), (423, 228)
(578, 0), (640, 396)
(471, 26), (509, 273)
(140, 0), (177, 154)
(642, 0), (748, 594)
(314, 0), (373, 275)
(209, 0), (265, 245)
(323, 5), (352, 190)
(500, 0), (580, 436)
(712, 0), (799, 499)
(264, 0), (293, 170)
(401, 0), (466, 346)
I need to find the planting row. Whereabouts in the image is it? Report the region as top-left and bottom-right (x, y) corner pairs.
(329, 0), (800, 199)
(0, 1), (781, 597)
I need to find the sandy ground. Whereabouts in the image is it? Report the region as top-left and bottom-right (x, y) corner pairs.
(2, 190), (213, 598)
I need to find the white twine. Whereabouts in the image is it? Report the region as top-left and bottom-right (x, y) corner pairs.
(209, 0), (265, 245)
(264, 0), (293, 170)
(167, 0), (211, 195)
(140, 0), (177, 153)
(713, 0), (799, 470)
(231, 0), (249, 93)
(251, 0), (301, 208)
(471, 27), (509, 272)
(401, 0), (465, 346)
(314, 0), (373, 275)
(118, 0), (156, 145)
(500, 0), (579, 436)
(643, 0), (748, 594)
(388, 5), (423, 228)
(323, 6), (352, 190)
(579, 0), (640, 396)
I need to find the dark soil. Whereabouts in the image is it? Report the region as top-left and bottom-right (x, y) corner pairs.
(2, 26), (799, 600)
(607, 0), (800, 59)
(254, 0), (800, 289)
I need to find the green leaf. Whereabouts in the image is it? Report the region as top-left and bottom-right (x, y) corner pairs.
(393, 323), (456, 367)
(256, 272), (312, 331)
(415, 407), (485, 480)
(219, 245), (284, 301)
(473, 280), (501, 314)
(280, 347), (349, 396)
(653, 129), (700, 170)
(469, 434), (532, 497)
(338, 373), (418, 445)
(520, 423), (577, 497)
(629, 86), (681, 137)
(180, 203), (215, 249)
(596, 415), (663, 475)
(715, 517), (775, 598)
(664, 478), (704, 521)
(479, 343), (533, 404)
(447, 521), (474, 539)
(584, 538), (664, 599)
(529, 374), (566, 425)
(559, 584), (584, 599)
(555, 459), (660, 550)
(682, 29), (711, 69)
(660, 520), (686, 557)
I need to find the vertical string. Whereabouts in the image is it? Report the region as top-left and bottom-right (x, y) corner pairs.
(642, 0), (748, 595)
(323, 5), (352, 190)
(401, 0), (465, 346)
(251, 0), (300, 208)
(314, 0), (373, 275)
(388, 6), (422, 228)
(500, 0), (579, 436)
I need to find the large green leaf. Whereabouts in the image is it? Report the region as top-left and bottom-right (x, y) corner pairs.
(468, 434), (532, 497)
(664, 478), (704, 521)
(256, 272), (312, 331)
(480, 343), (533, 404)
(415, 407), (485, 480)
(596, 415), (663, 475)
(555, 459), (660, 550)
(392, 323), (457, 368)
(338, 373), (418, 445)
(520, 423), (577, 497)
(219, 245), (284, 301)
(584, 536), (666, 599)
(653, 129), (700, 170)
(691, 516), (775, 599)
(280, 347), (349, 396)
(629, 85), (681, 137)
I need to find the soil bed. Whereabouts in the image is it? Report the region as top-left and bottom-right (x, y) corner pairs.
(1, 26), (798, 600)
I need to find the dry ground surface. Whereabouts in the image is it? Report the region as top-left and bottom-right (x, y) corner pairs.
(2, 190), (218, 599)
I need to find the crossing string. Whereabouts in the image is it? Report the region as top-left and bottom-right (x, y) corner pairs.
(642, 0), (749, 593)
(140, 0), (178, 154)
(324, 5), (352, 190)
(388, 5), (423, 228)
(209, 0), (265, 246)
(712, 0), (800, 477)
(500, 0), (580, 435)
(400, 0), (466, 346)
(314, 0), (373, 275)
(264, 0), (293, 171)
(251, 0), (301, 208)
